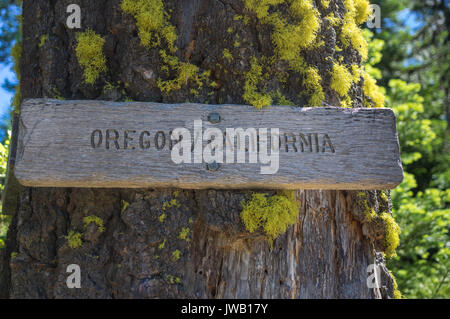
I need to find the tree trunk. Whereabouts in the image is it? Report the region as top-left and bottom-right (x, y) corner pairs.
(1, 0), (397, 298)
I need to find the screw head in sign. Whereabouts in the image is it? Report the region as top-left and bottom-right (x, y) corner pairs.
(206, 161), (220, 172)
(208, 112), (221, 124)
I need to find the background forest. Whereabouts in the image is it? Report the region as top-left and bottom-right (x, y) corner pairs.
(0, 0), (448, 298)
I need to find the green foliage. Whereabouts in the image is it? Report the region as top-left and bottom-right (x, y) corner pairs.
(388, 173), (449, 298)
(364, 16), (449, 296)
(388, 79), (436, 166)
(241, 191), (299, 245)
(371, 0), (449, 192)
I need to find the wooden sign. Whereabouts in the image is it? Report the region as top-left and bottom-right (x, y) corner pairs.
(15, 99), (403, 190)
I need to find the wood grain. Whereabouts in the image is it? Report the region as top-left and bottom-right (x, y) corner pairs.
(15, 99), (403, 189)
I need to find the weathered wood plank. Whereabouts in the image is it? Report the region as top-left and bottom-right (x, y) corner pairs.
(15, 99), (403, 189)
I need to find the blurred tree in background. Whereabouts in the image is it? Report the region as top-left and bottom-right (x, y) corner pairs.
(0, 0), (20, 249)
(0, 0), (20, 66)
(0, 130), (9, 248)
(370, 0), (449, 298)
(0, 0), (448, 298)
(0, 0), (20, 140)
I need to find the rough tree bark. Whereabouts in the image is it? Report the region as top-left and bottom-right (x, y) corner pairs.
(1, 0), (397, 298)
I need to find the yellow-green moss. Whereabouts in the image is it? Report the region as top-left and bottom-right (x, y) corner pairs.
(242, 0), (325, 108)
(75, 29), (107, 84)
(121, 200), (129, 213)
(103, 81), (119, 94)
(0, 239), (4, 249)
(357, 192), (377, 221)
(158, 239), (166, 250)
(121, 0), (216, 95)
(65, 231), (83, 249)
(10, 252), (17, 259)
(351, 64), (363, 84)
(379, 190), (389, 203)
(272, 90), (294, 106)
(166, 274), (182, 284)
(357, 192), (400, 258)
(11, 40), (21, 78)
(363, 73), (385, 108)
(83, 216), (105, 233)
(354, 0), (371, 25)
(243, 57), (272, 109)
(234, 14), (250, 25)
(11, 40), (22, 112)
(51, 87), (64, 100)
(380, 212), (400, 259)
(172, 249), (181, 261)
(330, 63), (353, 97)
(302, 66), (325, 106)
(166, 274), (175, 284)
(157, 49), (199, 93)
(268, 0), (320, 60)
(121, 0), (176, 51)
(326, 13), (341, 27)
(39, 34), (49, 48)
(241, 191), (299, 245)
(389, 270), (403, 299)
(162, 198), (181, 211)
(222, 48), (233, 62)
(321, 0), (330, 9)
(341, 0), (369, 61)
(244, 0), (284, 20)
(178, 227), (190, 242)
(158, 213), (166, 223)
(157, 50), (216, 95)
